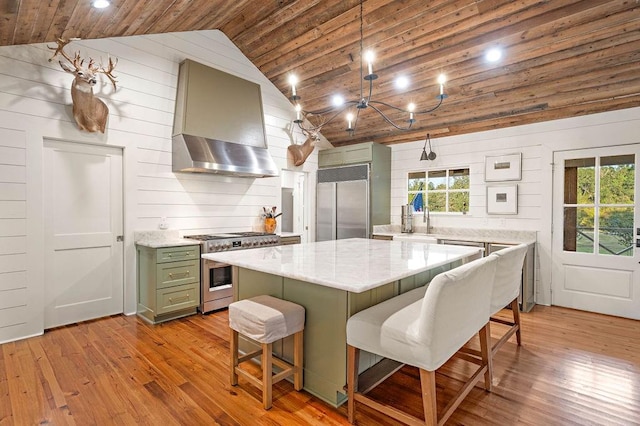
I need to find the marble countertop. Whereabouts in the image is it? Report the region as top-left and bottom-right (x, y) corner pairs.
(202, 238), (480, 293)
(134, 230), (200, 248)
(372, 225), (536, 245)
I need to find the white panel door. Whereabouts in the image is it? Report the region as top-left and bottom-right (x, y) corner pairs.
(43, 140), (124, 328)
(552, 145), (640, 319)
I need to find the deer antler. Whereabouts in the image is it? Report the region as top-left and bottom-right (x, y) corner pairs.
(49, 37), (118, 89)
(88, 56), (118, 89)
(299, 124), (321, 142)
(48, 37), (82, 68)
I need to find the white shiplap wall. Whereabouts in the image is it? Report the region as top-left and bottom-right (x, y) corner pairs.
(0, 128), (28, 337)
(391, 107), (640, 305)
(0, 30), (317, 343)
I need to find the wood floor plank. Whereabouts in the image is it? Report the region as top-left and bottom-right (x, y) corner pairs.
(0, 305), (639, 425)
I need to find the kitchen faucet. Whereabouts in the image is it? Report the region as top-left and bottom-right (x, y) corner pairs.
(423, 206), (431, 233)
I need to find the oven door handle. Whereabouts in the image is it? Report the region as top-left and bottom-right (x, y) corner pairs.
(204, 259), (231, 269)
(209, 284), (232, 292)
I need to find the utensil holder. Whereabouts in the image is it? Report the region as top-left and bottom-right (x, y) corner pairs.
(265, 218), (277, 234)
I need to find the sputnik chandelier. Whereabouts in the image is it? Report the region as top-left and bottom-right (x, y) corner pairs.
(288, 0), (448, 136)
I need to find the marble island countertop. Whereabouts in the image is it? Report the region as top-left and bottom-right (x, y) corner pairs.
(202, 238), (480, 293)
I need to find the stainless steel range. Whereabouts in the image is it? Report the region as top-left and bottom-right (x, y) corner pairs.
(185, 232), (281, 313)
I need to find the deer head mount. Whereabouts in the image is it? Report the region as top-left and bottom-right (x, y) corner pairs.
(287, 126), (319, 167)
(48, 38), (118, 133)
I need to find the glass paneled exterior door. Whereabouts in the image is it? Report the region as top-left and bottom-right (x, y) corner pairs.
(552, 146), (640, 319)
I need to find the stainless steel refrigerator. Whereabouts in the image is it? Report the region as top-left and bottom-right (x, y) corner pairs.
(316, 164), (369, 241)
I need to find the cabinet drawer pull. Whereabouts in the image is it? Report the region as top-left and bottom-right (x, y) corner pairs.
(168, 271), (190, 279)
(169, 294), (190, 304)
(165, 251), (192, 259)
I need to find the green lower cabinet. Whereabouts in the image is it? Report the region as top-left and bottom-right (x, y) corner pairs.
(137, 244), (200, 324)
(284, 278), (349, 405)
(156, 282), (199, 315)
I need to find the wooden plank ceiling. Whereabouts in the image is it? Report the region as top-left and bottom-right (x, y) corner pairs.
(1, 0), (639, 146)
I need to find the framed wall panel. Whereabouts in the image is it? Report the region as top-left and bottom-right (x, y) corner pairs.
(485, 153), (521, 181)
(487, 184), (518, 214)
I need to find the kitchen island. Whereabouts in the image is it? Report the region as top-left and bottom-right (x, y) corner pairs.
(203, 238), (481, 406)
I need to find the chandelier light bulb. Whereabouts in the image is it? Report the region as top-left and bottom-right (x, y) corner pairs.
(408, 103), (416, 122)
(437, 74), (446, 95)
(364, 50), (375, 75)
(295, 104), (302, 121)
(346, 113), (354, 130)
(289, 75), (298, 97)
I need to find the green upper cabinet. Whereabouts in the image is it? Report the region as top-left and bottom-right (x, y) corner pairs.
(318, 142), (378, 167)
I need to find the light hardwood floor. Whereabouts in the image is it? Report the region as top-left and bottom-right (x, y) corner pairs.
(1, 305), (639, 425)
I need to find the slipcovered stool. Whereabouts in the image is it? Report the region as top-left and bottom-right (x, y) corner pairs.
(228, 295), (305, 409)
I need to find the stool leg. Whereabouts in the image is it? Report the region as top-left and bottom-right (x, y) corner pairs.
(479, 322), (493, 392)
(293, 331), (304, 391)
(347, 344), (359, 424)
(230, 328), (238, 386)
(511, 298), (522, 346)
(262, 342), (273, 410)
(419, 369), (437, 426)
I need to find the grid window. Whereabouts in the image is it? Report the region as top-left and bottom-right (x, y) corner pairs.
(407, 168), (469, 213)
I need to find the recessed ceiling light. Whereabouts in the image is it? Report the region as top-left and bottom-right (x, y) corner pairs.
(332, 94), (344, 107)
(92, 0), (110, 9)
(395, 76), (409, 90)
(485, 47), (502, 62)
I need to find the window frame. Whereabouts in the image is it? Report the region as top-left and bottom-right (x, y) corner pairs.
(407, 167), (471, 215)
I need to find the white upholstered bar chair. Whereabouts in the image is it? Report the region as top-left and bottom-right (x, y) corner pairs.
(228, 295), (305, 410)
(488, 244), (528, 355)
(346, 255), (497, 426)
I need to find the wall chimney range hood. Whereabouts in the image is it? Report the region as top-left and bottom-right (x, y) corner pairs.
(172, 59), (278, 178)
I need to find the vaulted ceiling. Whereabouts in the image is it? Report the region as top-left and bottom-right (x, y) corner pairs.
(1, 0), (639, 146)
